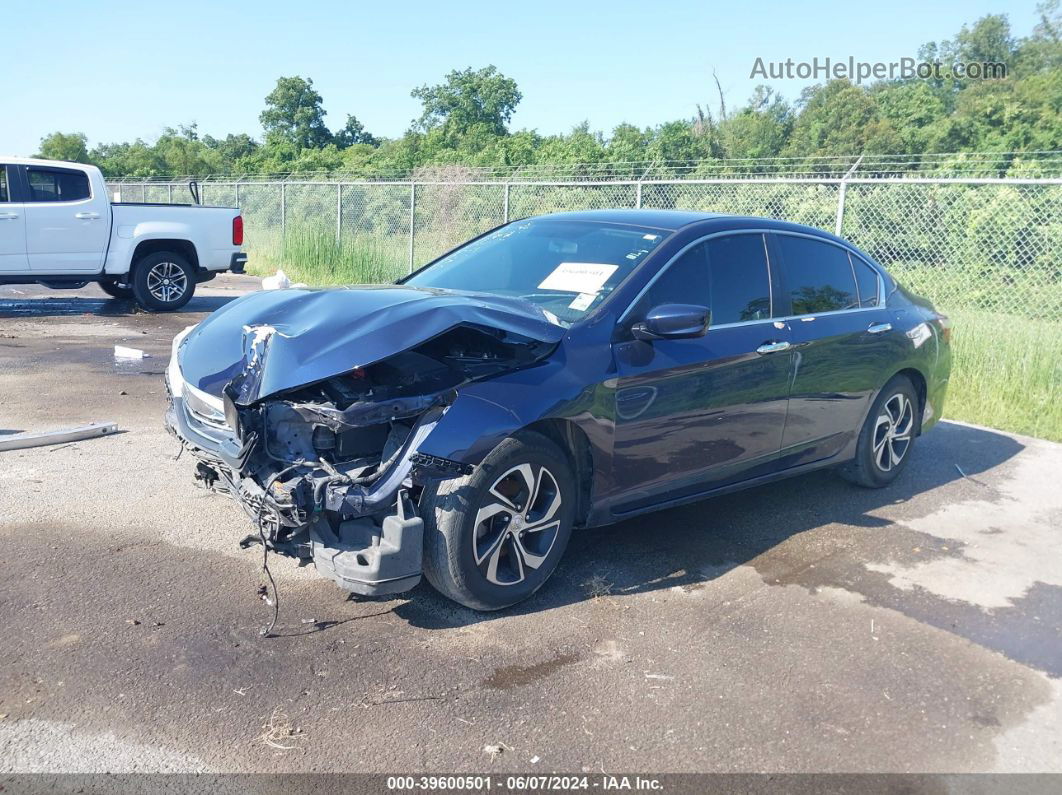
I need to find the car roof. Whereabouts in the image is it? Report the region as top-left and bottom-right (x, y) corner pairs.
(0, 156), (97, 169)
(531, 208), (724, 230)
(530, 208), (843, 241)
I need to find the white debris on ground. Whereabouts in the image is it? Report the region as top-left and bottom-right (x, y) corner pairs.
(262, 270), (310, 290)
(113, 345), (148, 359)
(261, 270), (291, 290)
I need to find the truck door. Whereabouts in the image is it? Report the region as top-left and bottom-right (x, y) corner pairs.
(0, 165), (29, 272)
(23, 165), (108, 273)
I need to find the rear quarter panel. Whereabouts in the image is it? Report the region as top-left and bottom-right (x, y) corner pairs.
(105, 205), (239, 274)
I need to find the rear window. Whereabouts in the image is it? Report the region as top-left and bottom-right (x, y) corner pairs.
(850, 253), (881, 307)
(26, 167), (91, 202)
(776, 234), (859, 315)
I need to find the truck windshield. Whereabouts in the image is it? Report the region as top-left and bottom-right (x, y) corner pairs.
(405, 218), (670, 325)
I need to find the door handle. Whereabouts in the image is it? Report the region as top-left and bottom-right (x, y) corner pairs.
(75, 212), (101, 220)
(756, 341), (792, 355)
(867, 322), (893, 335)
(0, 212), (18, 220)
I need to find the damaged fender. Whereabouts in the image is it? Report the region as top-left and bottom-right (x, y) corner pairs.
(166, 285), (568, 597)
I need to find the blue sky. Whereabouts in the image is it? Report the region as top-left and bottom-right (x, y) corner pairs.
(4, 0), (1041, 157)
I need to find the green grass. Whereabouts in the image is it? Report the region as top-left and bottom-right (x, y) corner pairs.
(944, 309), (1062, 442)
(247, 226), (407, 285)
(244, 226), (1062, 443)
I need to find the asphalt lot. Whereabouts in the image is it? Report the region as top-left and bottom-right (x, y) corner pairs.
(0, 275), (1059, 774)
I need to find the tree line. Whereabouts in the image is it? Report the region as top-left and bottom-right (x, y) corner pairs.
(37, 5), (1062, 178)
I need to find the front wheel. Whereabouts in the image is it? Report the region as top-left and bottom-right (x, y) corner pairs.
(131, 252), (196, 311)
(840, 374), (920, 488)
(420, 432), (575, 611)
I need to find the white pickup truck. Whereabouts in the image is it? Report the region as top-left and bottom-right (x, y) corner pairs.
(0, 157), (246, 311)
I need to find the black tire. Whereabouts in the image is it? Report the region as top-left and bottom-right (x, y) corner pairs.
(98, 279), (134, 300)
(420, 431), (576, 611)
(131, 252), (196, 312)
(840, 374), (920, 488)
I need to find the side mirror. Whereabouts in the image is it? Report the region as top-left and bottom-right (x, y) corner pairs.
(631, 304), (710, 341)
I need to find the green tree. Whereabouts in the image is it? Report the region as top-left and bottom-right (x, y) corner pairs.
(36, 132), (90, 163)
(783, 80), (884, 157)
(335, 114), (378, 148)
(260, 76), (334, 150)
(411, 66), (521, 139)
(204, 133), (259, 166)
(718, 86), (793, 160)
(153, 125), (224, 175)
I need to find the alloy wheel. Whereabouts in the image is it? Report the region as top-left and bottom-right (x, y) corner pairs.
(146, 261), (188, 303)
(872, 393), (914, 472)
(472, 463), (562, 586)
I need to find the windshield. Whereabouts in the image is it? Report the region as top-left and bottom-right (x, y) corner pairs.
(405, 218), (670, 325)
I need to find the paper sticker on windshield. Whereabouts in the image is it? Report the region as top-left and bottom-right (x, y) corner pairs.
(538, 262), (618, 294)
(568, 292), (596, 311)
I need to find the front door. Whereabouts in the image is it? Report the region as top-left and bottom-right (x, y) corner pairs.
(23, 165), (108, 273)
(0, 165), (29, 272)
(611, 232), (792, 512)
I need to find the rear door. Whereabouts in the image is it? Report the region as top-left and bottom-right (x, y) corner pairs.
(770, 232), (898, 467)
(611, 232), (792, 510)
(23, 165), (108, 273)
(0, 165), (29, 272)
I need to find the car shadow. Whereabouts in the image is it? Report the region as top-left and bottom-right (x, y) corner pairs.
(0, 294), (239, 319)
(392, 420), (1025, 628)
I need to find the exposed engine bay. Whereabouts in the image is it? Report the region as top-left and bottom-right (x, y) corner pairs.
(166, 315), (555, 608)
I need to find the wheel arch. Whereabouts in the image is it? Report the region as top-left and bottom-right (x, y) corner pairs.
(131, 239), (199, 272)
(521, 418), (595, 529)
(891, 367), (928, 435)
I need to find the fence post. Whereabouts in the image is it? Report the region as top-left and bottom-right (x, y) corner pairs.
(834, 181), (847, 236)
(835, 154), (863, 236)
(503, 183), (510, 223)
(408, 183), (417, 273)
(235, 181), (241, 209)
(167, 184), (173, 204)
(201, 183), (207, 206)
(336, 183), (343, 243)
(281, 183), (287, 247)
(635, 181), (643, 209)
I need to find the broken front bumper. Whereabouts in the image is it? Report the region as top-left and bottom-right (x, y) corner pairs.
(165, 371), (449, 597)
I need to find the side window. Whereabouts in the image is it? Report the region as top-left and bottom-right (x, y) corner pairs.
(0, 167), (8, 202)
(704, 233), (772, 324)
(636, 242), (710, 313)
(849, 253), (881, 307)
(777, 235), (859, 315)
(26, 168), (91, 202)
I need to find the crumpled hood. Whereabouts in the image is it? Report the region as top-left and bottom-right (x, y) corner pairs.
(178, 285), (565, 403)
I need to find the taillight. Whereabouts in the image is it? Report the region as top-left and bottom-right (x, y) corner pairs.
(232, 215), (244, 246)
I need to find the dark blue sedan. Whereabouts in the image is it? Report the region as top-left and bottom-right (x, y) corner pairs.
(166, 210), (951, 611)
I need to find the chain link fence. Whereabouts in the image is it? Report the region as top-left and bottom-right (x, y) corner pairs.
(107, 176), (1062, 322)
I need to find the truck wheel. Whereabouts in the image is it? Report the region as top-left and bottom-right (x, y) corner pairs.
(132, 252), (196, 311)
(420, 431), (575, 611)
(840, 375), (920, 488)
(98, 279), (134, 300)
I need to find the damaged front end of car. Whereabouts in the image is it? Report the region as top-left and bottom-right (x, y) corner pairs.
(164, 287), (561, 596)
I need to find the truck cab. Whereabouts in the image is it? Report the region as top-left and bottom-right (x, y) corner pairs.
(0, 157), (246, 310)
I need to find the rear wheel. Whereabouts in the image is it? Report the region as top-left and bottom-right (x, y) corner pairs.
(131, 252), (196, 311)
(840, 374), (920, 488)
(420, 432), (575, 611)
(98, 279), (134, 300)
